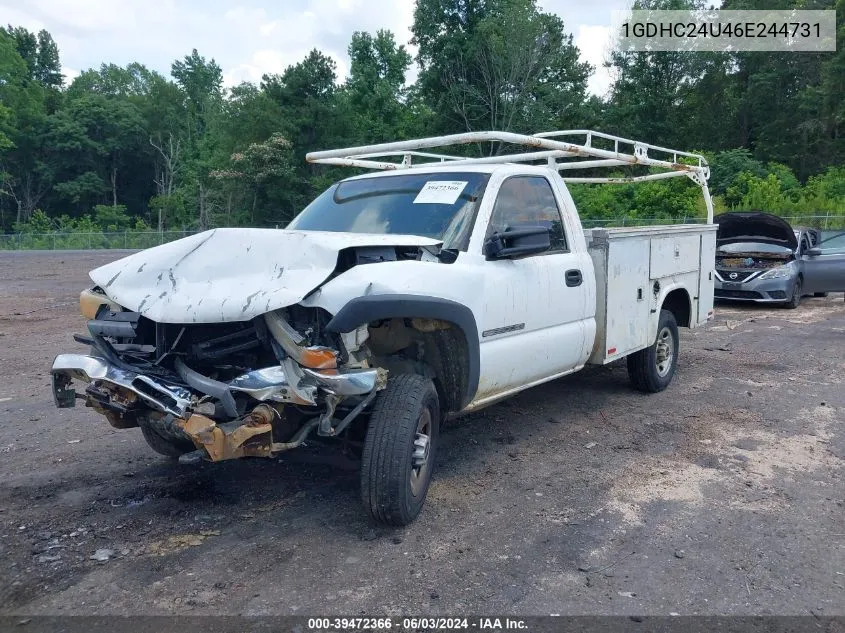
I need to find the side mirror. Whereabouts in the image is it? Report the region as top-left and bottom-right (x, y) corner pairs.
(806, 247), (822, 257)
(484, 224), (551, 259)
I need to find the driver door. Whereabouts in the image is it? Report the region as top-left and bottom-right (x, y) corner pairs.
(476, 175), (590, 398)
(803, 230), (845, 293)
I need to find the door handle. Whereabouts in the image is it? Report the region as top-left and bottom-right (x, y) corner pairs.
(565, 269), (582, 287)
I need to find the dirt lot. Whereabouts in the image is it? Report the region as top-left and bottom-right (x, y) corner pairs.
(0, 250), (843, 617)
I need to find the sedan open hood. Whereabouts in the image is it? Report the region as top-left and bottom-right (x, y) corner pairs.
(714, 212), (798, 250)
(90, 228), (442, 323)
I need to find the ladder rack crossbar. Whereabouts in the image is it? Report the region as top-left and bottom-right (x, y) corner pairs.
(305, 130), (713, 221)
(306, 130), (709, 177)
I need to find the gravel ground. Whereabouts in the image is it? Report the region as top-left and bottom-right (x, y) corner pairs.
(0, 250), (843, 617)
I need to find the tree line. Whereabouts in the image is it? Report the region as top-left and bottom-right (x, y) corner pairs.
(2, 0), (845, 237)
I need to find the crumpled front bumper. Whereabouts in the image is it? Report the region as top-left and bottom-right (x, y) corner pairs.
(51, 353), (380, 419)
(51, 354), (193, 417)
(714, 276), (794, 302)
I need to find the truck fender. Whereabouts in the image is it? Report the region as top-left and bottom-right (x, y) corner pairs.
(650, 283), (693, 343)
(325, 294), (480, 409)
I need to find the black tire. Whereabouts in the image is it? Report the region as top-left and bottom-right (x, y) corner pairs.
(360, 374), (440, 526)
(627, 309), (679, 393)
(813, 292), (828, 298)
(138, 413), (195, 458)
(786, 277), (803, 309)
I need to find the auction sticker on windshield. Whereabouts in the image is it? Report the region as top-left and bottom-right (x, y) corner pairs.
(413, 181), (468, 205)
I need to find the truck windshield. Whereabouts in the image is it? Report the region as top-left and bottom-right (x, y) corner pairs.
(287, 172), (490, 250)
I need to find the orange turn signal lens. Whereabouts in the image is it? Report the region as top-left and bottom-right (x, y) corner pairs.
(298, 347), (338, 370)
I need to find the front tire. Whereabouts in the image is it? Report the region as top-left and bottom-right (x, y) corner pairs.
(786, 277), (803, 309)
(138, 413), (195, 458)
(627, 309), (679, 393)
(360, 374), (440, 526)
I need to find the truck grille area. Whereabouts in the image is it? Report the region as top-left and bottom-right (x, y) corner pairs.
(151, 320), (272, 371)
(185, 324), (263, 362)
(88, 316), (276, 383)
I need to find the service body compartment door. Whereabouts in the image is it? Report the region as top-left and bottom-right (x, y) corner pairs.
(588, 224), (717, 365)
(697, 229), (716, 324)
(650, 235), (701, 278)
(604, 238), (650, 357)
(586, 230), (650, 364)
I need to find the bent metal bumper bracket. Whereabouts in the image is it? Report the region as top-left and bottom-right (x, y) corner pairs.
(52, 353), (385, 464)
(51, 354), (192, 417)
(52, 354), (381, 420)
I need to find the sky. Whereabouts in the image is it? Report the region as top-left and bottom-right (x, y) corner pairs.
(1, 0), (624, 97)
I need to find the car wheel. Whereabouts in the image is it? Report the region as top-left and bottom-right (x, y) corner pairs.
(360, 374), (440, 526)
(627, 309), (679, 393)
(138, 412), (195, 458)
(786, 277), (803, 309)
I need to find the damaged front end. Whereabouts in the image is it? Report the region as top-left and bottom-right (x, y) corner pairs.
(52, 289), (385, 463)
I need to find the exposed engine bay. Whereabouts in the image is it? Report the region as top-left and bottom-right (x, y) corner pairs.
(50, 238), (463, 464)
(716, 252), (792, 270)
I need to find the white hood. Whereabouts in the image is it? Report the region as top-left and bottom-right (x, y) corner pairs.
(90, 228), (441, 323)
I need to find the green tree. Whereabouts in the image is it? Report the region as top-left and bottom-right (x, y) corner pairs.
(262, 50), (344, 208)
(606, 0), (720, 148)
(67, 62), (162, 99)
(171, 49), (223, 139)
(210, 133), (298, 224)
(0, 30), (51, 227)
(93, 203), (131, 230)
(144, 73), (190, 220)
(344, 30), (413, 143)
(1, 26), (62, 89)
(706, 148), (766, 195)
(48, 94), (146, 213)
(35, 29), (62, 88)
(0, 32), (26, 150)
(2, 25), (37, 76)
(170, 50), (229, 228)
(719, 0), (839, 178)
(222, 82), (286, 148)
(797, 0), (845, 175)
(412, 0), (590, 134)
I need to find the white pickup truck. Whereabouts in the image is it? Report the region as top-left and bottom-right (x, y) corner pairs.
(51, 130), (717, 525)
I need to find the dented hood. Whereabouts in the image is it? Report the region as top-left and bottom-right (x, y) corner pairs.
(90, 228), (442, 323)
(714, 212), (798, 250)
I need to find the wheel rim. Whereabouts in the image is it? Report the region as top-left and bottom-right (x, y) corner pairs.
(409, 408), (432, 497)
(655, 326), (674, 378)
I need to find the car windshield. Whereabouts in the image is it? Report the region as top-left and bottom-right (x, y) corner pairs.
(287, 172), (490, 250)
(819, 230), (845, 253)
(717, 242), (793, 254)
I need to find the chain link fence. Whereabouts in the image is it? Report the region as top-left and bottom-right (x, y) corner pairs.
(0, 230), (196, 251)
(1, 216), (843, 250)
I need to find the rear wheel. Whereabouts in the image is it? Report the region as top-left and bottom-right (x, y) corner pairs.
(360, 374), (440, 526)
(786, 277), (803, 309)
(627, 309), (679, 393)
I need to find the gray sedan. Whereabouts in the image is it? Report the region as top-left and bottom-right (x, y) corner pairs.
(713, 212), (845, 308)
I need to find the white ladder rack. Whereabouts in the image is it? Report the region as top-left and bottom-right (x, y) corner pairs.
(306, 130), (714, 222)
